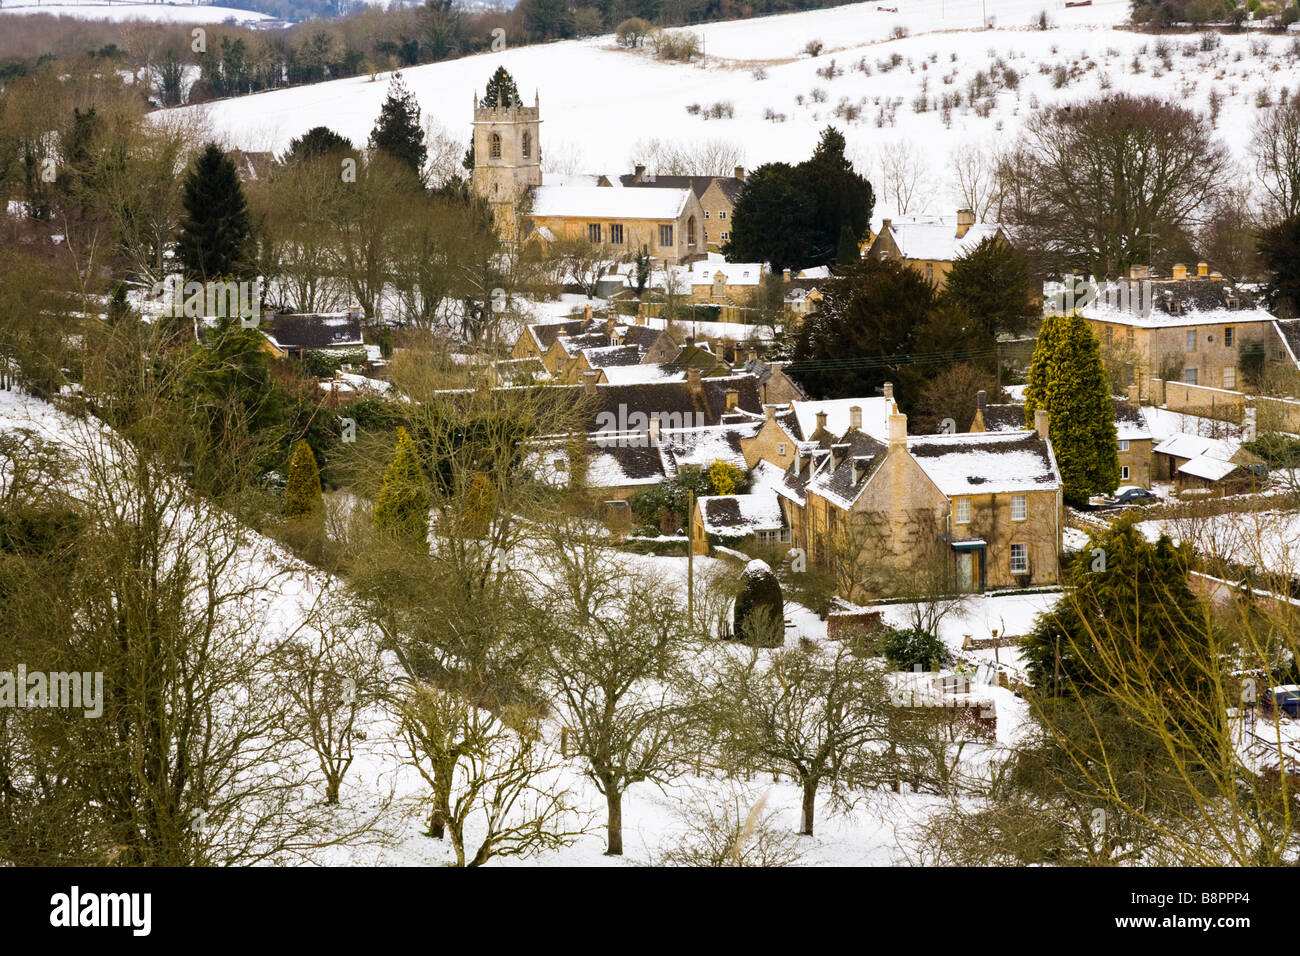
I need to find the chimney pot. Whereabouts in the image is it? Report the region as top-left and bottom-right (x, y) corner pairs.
(883, 381), (894, 401)
(1034, 408), (1050, 440)
(782, 268), (791, 283)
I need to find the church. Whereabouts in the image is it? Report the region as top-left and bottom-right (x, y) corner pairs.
(469, 73), (711, 266)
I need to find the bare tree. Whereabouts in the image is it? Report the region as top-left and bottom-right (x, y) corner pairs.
(1251, 92), (1300, 224)
(654, 786), (806, 866)
(628, 137), (745, 177)
(876, 141), (933, 216)
(949, 142), (997, 220)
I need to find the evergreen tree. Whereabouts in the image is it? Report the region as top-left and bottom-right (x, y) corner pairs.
(107, 282), (131, 325)
(1024, 311), (1120, 506)
(175, 143), (255, 283)
(733, 560), (784, 647)
(802, 126), (874, 262)
(374, 426), (431, 545)
(1258, 214), (1300, 318)
(722, 162), (817, 272)
(284, 126), (355, 165)
(631, 247), (652, 298)
(369, 73), (427, 178)
(283, 439), (323, 518)
(835, 223), (859, 265)
(941, 235), (1039, 339)
(480, 65), (522, 107)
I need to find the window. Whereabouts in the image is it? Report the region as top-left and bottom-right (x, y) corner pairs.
(1118, 439), (1130, 452)
(553, 458), (567, 472)
(1224, 325), (1235, 348)
(955, 497), (971, 524)
(1121, 465), (1130, 480)
(1011, 494), (1027, 521)
(1186, 329), (1197, 352)
(610, 224), (624, 245)
(490, 133), (501, 159)
(1126, 328), (1135, 347)
(521, 131), (531, 159)
(720, 231), (730, 241)
(703, 210), (709, 219)
(588, 224), (601, 243)
(778, 443), (787, 456)
(1223, 366), (1236, 390)
(1010, 544), (1028, 574)
(718, 210), (727, 220)
(659, 224), (674, 247)
(1184, 367), (1198, 385)
(1105, 326), (1114, 345)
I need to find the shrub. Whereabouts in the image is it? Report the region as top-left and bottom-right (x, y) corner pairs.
(733, 560), (784, 647)
(802, 39), (824, 57)
(283, 439), (323, 518)
(301, 346), (368, 378)
(652, 29), (700, 61)
(880, 627), (952, 671)
(616, 17), (651, 47)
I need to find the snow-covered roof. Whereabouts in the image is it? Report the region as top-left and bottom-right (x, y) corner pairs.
(697, 494), (785, 535)
(1176, 455), (1239, 482)
(791, 397), (893, 442)
(1082, 302), (1277, 330)
(684, 254), (767, 287)
(531, 185), (689, 220)
(882, 217), (1002, 262)
(1153, 433), (1239, 462)
(907, 430), (1061, 496)
(658, 422), (754, 477)
(598, 364), (684, 385)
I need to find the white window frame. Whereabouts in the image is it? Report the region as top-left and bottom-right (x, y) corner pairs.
(718, 210), (727, 220)
(1118, 439), (1130, 452)
(1224, 325), (1235, 348)
(1010, 543), (1028, 574)
(1011, 494), (1027, 521)
(720, 231), (730, 241)
(1222, 366), (1236, 390)
(955, 497), (971, 524)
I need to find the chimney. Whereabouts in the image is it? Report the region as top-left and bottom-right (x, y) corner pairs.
(976, 389), (987, 410)
(883, 381), (894, 401)
(815, 410), (828, 433)
(956, 208), (975, 239)
(1034, 408), (1050, 440)
(849, 405), (862, 430)
(782, 268), (791, 283)
(747, 347), (758, 364)
(685, 335), (695, 348)
(881, 218), (892, 232)
(1197, 261), (1209, 278)
(583, 371), (598, 396)
(648, 416), (660, 447)
(583, 304), (593, 321)
(1172, 263), (1188, 280)
(733, 165), (745, 182)
(888, 411), (908, 450)
(686, 367), (703, 397)
(725, 388), (738, 412)
(605, 315), (615, 336)
(633, 163), (645, 183)
(765, 404), (776, 424)
(1130, 264), (1151, 280)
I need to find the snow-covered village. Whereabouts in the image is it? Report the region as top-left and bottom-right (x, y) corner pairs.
(0, 0), (1298, 920)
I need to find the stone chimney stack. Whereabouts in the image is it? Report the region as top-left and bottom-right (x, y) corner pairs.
(765, 405), (776, 424)
(1197, 261), (1209, 278)
(1130, 264), (1151, 280)
(583, 371), (598, 396)
(815, 410), (828, 433)
(1034, 408), (1050, 440)
(883, 381), (894, 401)
(725, 388), (739, 412)
(583, 304), (593, 321)
(977, 389), (987, 410)
(733, 165), (745, 182)
(686, 367), (704, 399)
(888, 410), (908, 450)
(1172, 263), (1188, 280)
(849, 405), (862, 430)
(633, 163), (645, 183)
(956, 208), (975, 239)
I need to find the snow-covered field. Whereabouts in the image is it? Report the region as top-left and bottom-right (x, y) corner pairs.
(164, 0), (1294, 209)
(0, 1), (271, 23)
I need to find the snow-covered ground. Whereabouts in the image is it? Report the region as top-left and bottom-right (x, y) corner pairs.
(162, 0), (1291, 209)
(0, 0), (271, 23)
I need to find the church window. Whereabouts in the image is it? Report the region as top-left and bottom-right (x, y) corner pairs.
(522, 132), (531, 159)
(490, 133), (501, 159)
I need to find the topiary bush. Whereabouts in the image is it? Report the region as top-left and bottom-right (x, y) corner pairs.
(733, 559), (784, 647)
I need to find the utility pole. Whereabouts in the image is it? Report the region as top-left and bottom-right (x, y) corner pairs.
(686, 489), (695, 631)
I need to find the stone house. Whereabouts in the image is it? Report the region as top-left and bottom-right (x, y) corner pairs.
(618, 167), (745, 250)
(865, 209), (1008, 290)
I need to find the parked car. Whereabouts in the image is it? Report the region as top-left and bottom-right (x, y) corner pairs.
(1109, 486), (1158, 507)
(1261, 685), (1300, 718)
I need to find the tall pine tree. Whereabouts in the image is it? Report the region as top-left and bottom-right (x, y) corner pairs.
(175, 143), (255, 283)
(1258, 214), (1300, 318)
(369, 72), (427, 178)
(480, 65), (521, 107)
(941, 235), (1039, 339)
(1025, 311), (1120, 506)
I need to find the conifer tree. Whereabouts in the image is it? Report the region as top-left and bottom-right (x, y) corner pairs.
(374, 427), (431, 545)
(1024, 311), (1120, 506)
(941, 235), (1039, 339)
(284, 439), (323, 519)
(836, 224), (859, 265)
(480, 65), (521, 107)
(369, 73), (427, 178)
(175, 143), (255, 283)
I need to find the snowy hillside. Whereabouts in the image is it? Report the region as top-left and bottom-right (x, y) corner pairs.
(0, 1), (271, 23)
(165, 0), (1295, 211)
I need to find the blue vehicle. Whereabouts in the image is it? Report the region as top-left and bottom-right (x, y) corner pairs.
(1261, 685), (1300, 718)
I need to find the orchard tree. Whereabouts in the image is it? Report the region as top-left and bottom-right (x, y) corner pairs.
(1024, 311), (1119, 506)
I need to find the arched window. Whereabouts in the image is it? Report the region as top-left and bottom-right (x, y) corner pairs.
(521, 131), (531, 159)
(490, 133), (501, 159)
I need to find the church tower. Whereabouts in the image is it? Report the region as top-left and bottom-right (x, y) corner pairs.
(471, 87), (542, 234)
